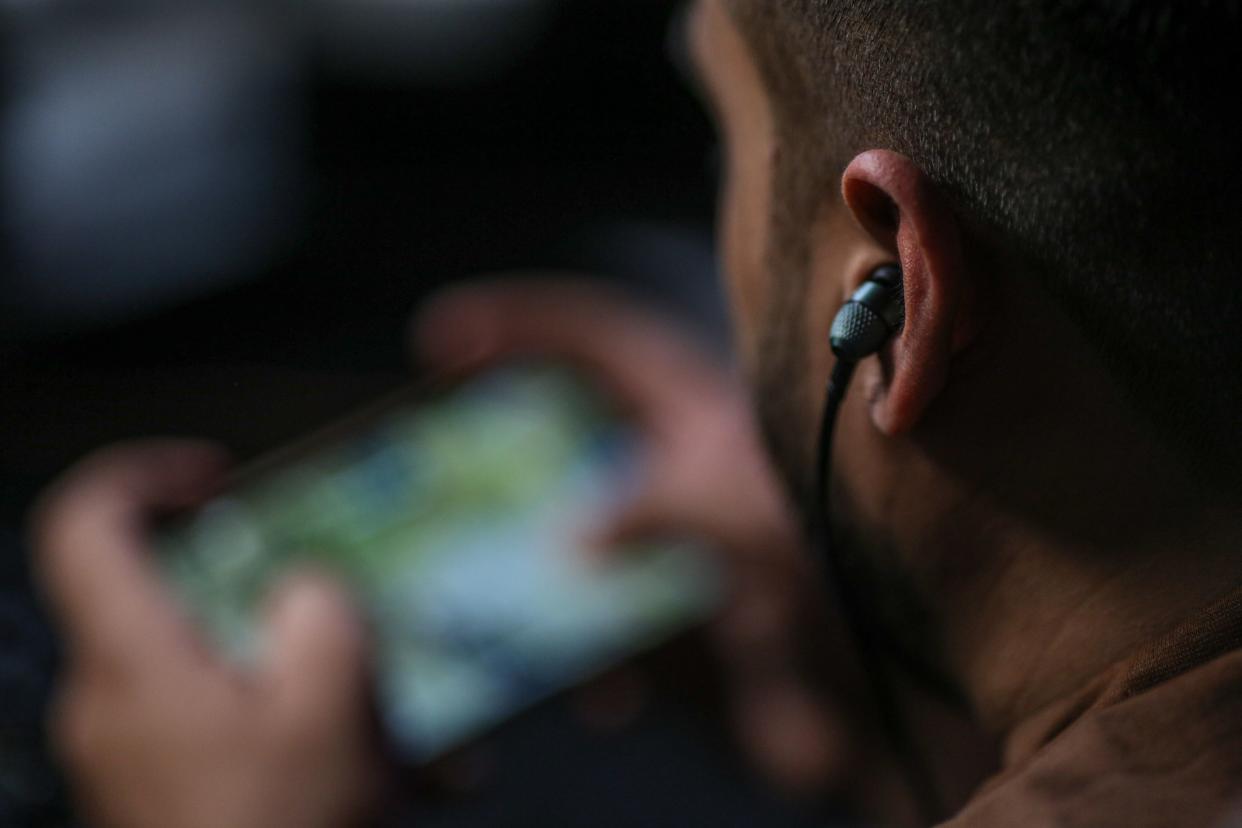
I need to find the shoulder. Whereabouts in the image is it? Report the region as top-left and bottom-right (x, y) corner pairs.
(945, 650), (1242, 828)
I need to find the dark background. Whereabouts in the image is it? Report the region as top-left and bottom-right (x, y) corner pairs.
(0, 1), (837, 825)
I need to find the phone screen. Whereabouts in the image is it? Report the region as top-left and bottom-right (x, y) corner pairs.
(157, 366), (720, 761)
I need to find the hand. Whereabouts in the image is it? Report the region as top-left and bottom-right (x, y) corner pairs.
(31, 441), (381, 828)
(415, 277), (853, 796)
(416, 277), (795, 559)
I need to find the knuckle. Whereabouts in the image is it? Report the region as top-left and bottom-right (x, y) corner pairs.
(28, 500), (82, 589)
(28, 448), (128, 550)
(27, 443), (152, 579)
(28, 483), (75, 556)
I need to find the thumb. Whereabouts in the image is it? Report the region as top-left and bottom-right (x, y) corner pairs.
(592, 487), (682, 553)
(594, 473), (729, 553)
(262, 572), (372, 731)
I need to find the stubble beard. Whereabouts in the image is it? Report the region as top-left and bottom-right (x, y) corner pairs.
(745, 164), (955, 697)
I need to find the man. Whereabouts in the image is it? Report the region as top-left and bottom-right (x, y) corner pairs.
(32, 0), (1242, 826)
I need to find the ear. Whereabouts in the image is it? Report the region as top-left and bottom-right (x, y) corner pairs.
(841, 150), (976, 436)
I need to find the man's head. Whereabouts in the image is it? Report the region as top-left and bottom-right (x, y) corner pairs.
(688, 0), (1242, 716)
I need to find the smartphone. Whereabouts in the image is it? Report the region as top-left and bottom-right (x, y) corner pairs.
(157, 365), (720, 762)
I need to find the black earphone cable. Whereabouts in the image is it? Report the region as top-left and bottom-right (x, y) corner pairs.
(814, 359), (945, 826)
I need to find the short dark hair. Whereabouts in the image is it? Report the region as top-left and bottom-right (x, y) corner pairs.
(730, 0), (1242, 485)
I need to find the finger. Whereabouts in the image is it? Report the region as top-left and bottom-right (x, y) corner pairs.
(31, 440), (230, 668)
(413, 277), (729, 429)
(733, 675), (851, 796)
(591, 486), (685, 552)
(261, 572), (371, 736)
(261, 574), (383, 824)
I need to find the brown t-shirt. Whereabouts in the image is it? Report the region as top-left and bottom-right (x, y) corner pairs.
(947, 589), (1242, 828)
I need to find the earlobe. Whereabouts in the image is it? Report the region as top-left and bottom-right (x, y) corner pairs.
(841, 150), (973, 436)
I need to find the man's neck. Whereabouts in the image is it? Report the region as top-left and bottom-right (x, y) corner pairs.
(906, 282), (1242, 752)
(943, 499), (1242, 756)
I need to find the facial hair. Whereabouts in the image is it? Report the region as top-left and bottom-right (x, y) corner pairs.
(747, 193), (960, 699)
(752, 305), (959, 698)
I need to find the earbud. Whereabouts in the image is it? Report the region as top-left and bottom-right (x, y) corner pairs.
(815, 261), (940, 824)
(829, 265), (905, 362)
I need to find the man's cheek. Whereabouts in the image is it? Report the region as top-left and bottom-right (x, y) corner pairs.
(720, 162), (771, 371)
